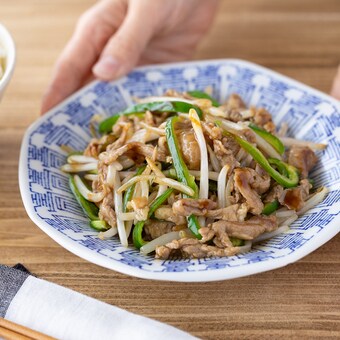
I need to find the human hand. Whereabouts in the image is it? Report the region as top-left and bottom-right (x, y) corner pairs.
(41, 0), (219, 113)
(331, 65), (340, 100)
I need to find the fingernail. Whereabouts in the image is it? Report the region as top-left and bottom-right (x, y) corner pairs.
(93, 56), (120, 80)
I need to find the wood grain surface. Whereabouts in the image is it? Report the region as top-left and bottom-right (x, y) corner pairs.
(0, 1), (339, 339)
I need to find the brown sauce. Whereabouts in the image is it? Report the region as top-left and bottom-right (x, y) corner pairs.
(283, 189), (303, 211)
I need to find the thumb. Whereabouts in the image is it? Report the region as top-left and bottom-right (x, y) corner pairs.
(331, 65), (340, 100)
(92, 5), (156, 80)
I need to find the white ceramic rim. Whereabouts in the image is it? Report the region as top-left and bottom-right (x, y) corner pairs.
(19, 59), (340, 282)
(0, 22), (16, 91)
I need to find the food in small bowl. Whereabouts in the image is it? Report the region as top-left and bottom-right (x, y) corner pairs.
(0, 43), (5, 80)
(61, 90), (328, 259)
(0, 23), (16, 101)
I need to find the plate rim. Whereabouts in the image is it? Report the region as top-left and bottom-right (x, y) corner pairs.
(19, 58), (340, 282)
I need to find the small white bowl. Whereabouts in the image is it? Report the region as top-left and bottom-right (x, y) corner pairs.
(0, 23), (16, 101)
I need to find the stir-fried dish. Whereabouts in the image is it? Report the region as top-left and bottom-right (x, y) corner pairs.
(62, 90), (328, 259)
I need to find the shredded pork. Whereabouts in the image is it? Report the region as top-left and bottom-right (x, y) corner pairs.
(234, 167), (270, 214)
(210, 215), (278, 241)
(155, 238), (239, 259)
(172, 198), (217, 216)
(63, 91), (326, 260)
(279, 179), (311, 211)
(144, 221), (175, 240)
(252, 107), (276, 133)
(98, 192), (117, 227)
(288, 145), (318, 178)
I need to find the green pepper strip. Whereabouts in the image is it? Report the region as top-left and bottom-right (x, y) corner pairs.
(99, 101), (203, 134)
(166, 117), (199, 197)
(217, 122), (299, 188)
(122, 165), (146, 212)
(262, 200), (280, 215)
(165, 116), (202, 239)
(69, 176), (99, 221)
(133, 188), (174, 249)
(267, 158), (288, 177)
(90, 220), (109, 231)
(99, 112), (145, 134)
(230, 237), (245, 247)
(249, 123), (285, 155)
(187, 90), (220, 107)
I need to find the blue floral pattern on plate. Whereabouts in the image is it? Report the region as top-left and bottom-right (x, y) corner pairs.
(19, 59), (340, 282)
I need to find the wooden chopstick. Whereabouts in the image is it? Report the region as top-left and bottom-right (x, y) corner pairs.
(0, 318), (56, 340)
(0, 326), (32, 340)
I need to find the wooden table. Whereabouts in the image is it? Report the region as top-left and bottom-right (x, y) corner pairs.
(1, 1), (339, 338)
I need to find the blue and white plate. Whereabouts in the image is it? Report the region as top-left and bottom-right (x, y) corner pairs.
(19, 59), (340, 282)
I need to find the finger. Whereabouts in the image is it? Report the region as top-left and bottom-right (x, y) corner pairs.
(41, 45), (96, 114)
(41, 35), (97, 114)
(82, 73), (96, 87)
(330, 65), (340, 100)
(92, 2), (157, 81)
(41, 3), (118, 114)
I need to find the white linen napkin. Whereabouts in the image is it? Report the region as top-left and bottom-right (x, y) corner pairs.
(1, 264), (197, 340)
